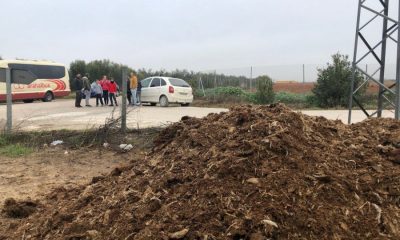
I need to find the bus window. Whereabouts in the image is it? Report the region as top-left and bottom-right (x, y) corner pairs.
(8, 64), (65, 79)
(0, 68), (5, 82)
(12, 69), (37, 84)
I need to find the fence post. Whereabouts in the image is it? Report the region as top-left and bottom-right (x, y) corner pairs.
(121, 68), (127, 133)
(214, 70), (217, 88)
(200, 76), (206, 96)
(250, 66), (253, 90)
(6, 68), (12, 133)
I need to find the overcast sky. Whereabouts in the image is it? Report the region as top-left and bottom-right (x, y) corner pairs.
(0, 0), (376, 72)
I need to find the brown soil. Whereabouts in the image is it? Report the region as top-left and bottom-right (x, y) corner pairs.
(273, 82), (315, 94)
(1, 104), (400, 239)
(273, 81), (395, 94)
(2, 198), (39, 218)
(0, 148), (140, 204)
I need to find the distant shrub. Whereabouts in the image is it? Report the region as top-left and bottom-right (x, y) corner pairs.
(196, 87), (247, 103)
(255, 75), (274, 104)
(244, 92), (258, 104)
(312, 53), (366, 107)
(213, 86), (245, 96)
(275, 92), (307, 104)
(275, 92), (319, 108)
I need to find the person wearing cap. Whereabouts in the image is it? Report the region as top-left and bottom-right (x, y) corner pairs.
(82, 76), (92, 107)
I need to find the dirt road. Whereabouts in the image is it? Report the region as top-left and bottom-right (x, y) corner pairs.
(0, 99), (395, 130)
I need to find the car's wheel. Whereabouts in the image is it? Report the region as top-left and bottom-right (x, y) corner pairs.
(23, 99), (34, 103)
(181, 103), (190, 107)
(42, 91), (54, 102)
(150, 103), (157, 106)
(159, 95), (169, 107)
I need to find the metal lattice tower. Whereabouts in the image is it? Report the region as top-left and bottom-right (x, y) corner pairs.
(348, 0), (400, 123)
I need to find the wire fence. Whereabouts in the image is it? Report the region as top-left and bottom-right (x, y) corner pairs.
(195, 64), (398, 90)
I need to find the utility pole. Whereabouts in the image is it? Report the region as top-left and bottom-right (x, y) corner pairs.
(377, 0), (389, 117)
(199, 76), (206, 96)
(302, 64), (305, 83)
(121, 68), (127, 133)
(214, 70), (217, 88)
(348, 0), (399, 123)
(6, 68), (12, 133)
(396, 2), (400, 120)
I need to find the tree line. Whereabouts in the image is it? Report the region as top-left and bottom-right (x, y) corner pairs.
(69, 55), (367, 108)
(69, 59), (255, 91)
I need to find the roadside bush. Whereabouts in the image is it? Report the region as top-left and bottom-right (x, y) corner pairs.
(244, 92), (258, 104)
(275, 92), (308, 104)
(0, 134), (9, 147)
(312, 53), (366, 108)
(305, 94), (319, 107)
(197, 87), (247, 103)
(255, 75), (274, 104)
(274, 92), (319, 108)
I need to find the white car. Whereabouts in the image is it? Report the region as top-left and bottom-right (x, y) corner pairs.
(140, 77), (193, 107)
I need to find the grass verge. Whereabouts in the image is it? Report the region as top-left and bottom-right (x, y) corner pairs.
(0, 127), (161, 158)
(0, 144), (33, 158)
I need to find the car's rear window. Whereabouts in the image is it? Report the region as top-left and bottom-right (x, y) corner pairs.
(169, 78), (190, 87)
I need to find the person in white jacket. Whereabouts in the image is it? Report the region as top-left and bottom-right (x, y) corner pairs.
(91, 80), (104, 106)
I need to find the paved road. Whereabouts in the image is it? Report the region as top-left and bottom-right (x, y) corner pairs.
(0, 99), (396, 130)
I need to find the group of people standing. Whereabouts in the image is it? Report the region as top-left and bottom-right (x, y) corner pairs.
(74, 73), (141, 108)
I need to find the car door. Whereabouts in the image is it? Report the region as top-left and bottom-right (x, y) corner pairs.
(160, 78), (168, 96)
(149, 78), (161, 102)
(140, 78), (152, 102)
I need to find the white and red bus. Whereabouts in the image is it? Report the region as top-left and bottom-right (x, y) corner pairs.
(0, 60), (70, 103)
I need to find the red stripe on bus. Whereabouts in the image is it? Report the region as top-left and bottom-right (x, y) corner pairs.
(47, 79), (66, 91)
(0, 90), (70, 101)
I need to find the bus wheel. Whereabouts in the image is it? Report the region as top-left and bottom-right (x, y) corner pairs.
(23, 99), (34, 103)
(42, 91), (54, 102)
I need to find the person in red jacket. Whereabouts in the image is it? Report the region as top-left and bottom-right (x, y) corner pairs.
(100, 75), (110, 105)
(108, 77), (118, 106)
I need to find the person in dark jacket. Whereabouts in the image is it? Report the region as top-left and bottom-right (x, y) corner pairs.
(137, 80), (142, 105)
(74, 74), (83, 108)
(82, 76), (92, 107)
(126, 77), (132, 105)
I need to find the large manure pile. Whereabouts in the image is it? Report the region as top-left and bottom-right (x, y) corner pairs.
(2, 104), (400, 240)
